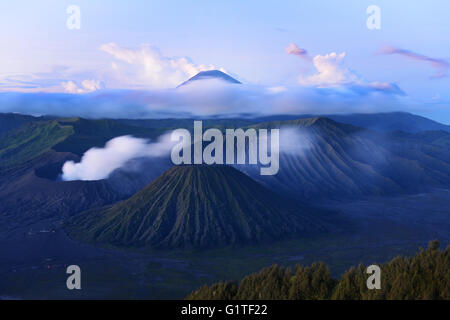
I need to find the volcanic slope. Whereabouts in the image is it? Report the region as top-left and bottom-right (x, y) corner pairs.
(68, 165), (324, 249)
(237, 117), (450, 200)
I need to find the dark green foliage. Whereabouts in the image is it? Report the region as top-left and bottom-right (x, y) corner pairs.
(288, 262), (336, 299)
(0, 120), (73, 168)
(235, 265), (291, 299)
(332, 240), (450, 300)
(52, 118), (160, 155)
(0, 116), (157, 169)
(187, 282), (239, 300)
(186, 241), (450, 300)
(0, 113), (39, 135)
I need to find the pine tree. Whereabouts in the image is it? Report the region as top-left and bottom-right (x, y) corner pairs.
(186, 240), (449, 300)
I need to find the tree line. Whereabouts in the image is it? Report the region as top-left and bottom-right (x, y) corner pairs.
(186, 241), (449, 300)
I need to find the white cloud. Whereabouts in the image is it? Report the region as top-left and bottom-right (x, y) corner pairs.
(294, 51), (403, 95)
(279, 127), (314, 155)
(258, 127), (314, 155)
(61, 133), (174, 181)
(0, 69), (105, 94)
(61, 79), (104, 94)
(81, 79), (103, 92)
(0, 44), (227, 92)
(100, 42), (227, 89)
(0, 73), (63, 93)
(299, 52), (357, 87)
(266, 86), (288, 94)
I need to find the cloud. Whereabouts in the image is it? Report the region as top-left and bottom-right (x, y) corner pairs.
(0, 44), (410, 118)
(62, 79), (104, 94)
(61, 133), (174, 181)
(299, 52), (357, 87)
(0, 79), (411, 120)
(0, 43), (227, 93)
(0, 69), (105, 94)
(100, 42), (228, 89)
(363, 82), (404, 95)
(285, 43), (311, 61)
(378, 45), (449, 78)
(288, 48), (403, 95)
(0, 73), (67, 93)
(266, 86), (287, 94)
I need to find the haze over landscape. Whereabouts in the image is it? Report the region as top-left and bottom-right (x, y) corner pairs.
(0, 1), (449, 300)
(1, 1), (450, 122)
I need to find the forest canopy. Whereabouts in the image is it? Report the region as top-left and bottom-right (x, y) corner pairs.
(186, 241), (449, 300)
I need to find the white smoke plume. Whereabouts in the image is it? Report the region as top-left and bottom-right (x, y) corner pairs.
(279, 127), (315, 155)
(257, 126), (315, 156)
(61, 133), (174, 181)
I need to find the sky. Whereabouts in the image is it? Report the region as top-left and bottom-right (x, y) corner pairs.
(0, 0), (449, 122)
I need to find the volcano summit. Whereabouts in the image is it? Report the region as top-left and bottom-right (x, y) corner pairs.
(67, 165), (323, 249)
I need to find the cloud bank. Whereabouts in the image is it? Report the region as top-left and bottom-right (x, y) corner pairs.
(100, 43), (228, 89)
(0, 78), (409, 120)
(0, 43), (416, 119)
(0, 76), (412, 120)
(61, 133), (174, 181)
(0, 43), (228, 93)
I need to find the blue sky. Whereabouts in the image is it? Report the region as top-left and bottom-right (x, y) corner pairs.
(1, 0), (449, 122)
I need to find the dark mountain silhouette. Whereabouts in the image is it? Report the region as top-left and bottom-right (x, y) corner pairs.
(251, 112), (450, 133)
(0, 113), (39, 135)
(325, 112), (450, 133)
(177, 70), (241, 87)
(67, 165), (323, 248)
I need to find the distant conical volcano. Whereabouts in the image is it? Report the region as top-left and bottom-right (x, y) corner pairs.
(177, 70), (241, 87)
(67, 165), (322, 248)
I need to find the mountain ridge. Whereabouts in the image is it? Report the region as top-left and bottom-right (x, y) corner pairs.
(238, 116), (450, 200)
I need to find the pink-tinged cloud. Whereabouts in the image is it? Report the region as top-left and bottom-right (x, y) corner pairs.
(286, 43), (311, 61)
(379, 45), (449, 78)
(286, 45), (404, 95)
